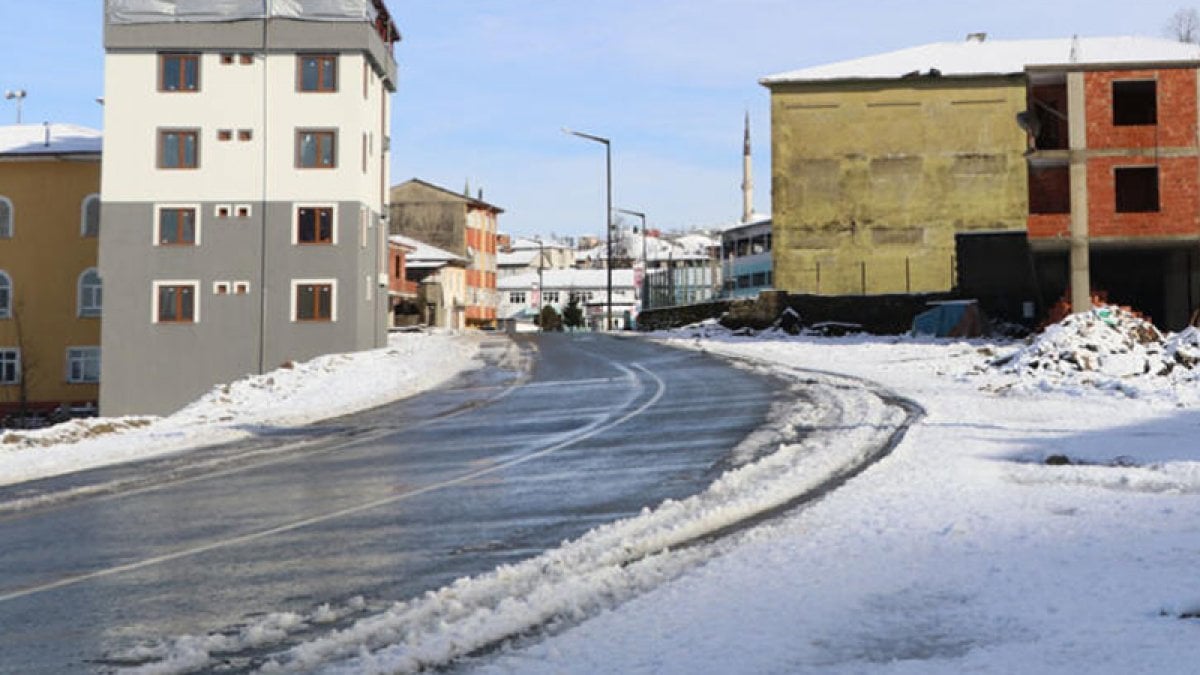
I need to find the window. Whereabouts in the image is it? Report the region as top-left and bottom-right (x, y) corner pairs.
(0, 270), (10, 318)
(294, 281), (334, 322)
(78, 268), (102, 317)
(157, 207), (198, 245)
(296, 130), (336, 168)
(217, 129), (233, 141)
(159, 53), (199, 92)
(509, 292), (526, 304)
(544, 291), (559, 304)
(233, 281), (250, 295)
(298, 54), (337, 92)
(239, 53), (254, 65)
(81, 194), (100, 237)
(66, 347), (100, 384)
(0, 349), (18, 385)
(216, 205), (231, 219)
(296, 206), (334, 244)
(213, 281), (230, 295)
(220, 53), (235, 65)
(0, 196), (12, 238)
(158, 129), (199, 169)
(1113, 80), (1157, 126)
(236, 204), (251, 218)
(154, 282), (197, 323)
(238, 129), (252, 142)
(1115, 166), (1160, 213)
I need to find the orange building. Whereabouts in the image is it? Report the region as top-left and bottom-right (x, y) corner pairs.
(1026, 59), (1200, 328)
(388, 179), (501, 327)
(0, 124), (103, 419)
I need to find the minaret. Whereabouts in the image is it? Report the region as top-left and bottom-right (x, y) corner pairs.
(741, 111), (753, 223)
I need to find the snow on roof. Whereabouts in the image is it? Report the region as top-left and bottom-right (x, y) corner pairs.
(509, 237), (572, 251)
(388, 234), (464, 267)
(762, 36), (1200, 84)
(498, 250), (538, 267)
(499, 268), (635, 291)
(0, 123), (102, 157)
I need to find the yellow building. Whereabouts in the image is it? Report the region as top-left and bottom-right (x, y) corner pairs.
(761, 35), (1030, 295)
(0, 124), (102, 420)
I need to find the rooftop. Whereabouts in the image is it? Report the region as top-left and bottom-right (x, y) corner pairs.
(499, 268), (636, 291)
(762, 36), (1200, 84)
(0, 124), (102, 158)
(389, 234), (464, 267)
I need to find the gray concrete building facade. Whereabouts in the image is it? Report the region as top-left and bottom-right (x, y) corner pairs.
(99, 1), (400, 415)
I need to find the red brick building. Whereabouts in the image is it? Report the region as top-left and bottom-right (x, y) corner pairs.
(1026, 60), (1200, 328)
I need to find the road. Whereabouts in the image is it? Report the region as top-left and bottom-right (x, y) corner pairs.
(0, 333), (788, 673)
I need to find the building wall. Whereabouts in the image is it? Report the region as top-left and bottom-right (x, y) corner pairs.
(768, 76), (1029, 295)
(0, 159), (101, 413)
(388, 183), (467, 254)
(101, 19), (393, 415)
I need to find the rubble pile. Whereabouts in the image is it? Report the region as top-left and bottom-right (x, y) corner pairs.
(1000, 306), (1199, 381)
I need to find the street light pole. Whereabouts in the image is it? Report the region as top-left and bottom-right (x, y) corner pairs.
(4, 90), (26, 124)
(564, 128), (613, 330)
(615, 208), (645, 313)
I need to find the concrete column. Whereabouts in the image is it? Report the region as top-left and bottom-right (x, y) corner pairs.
(1067, 71), (1091, 314)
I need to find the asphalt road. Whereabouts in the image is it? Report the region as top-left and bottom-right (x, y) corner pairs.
(0, 333), (787, 673)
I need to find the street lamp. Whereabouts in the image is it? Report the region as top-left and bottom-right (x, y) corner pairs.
(615, 208), (646, 313)
(4, 90), (26, 124)
(563, 127), (613, 331)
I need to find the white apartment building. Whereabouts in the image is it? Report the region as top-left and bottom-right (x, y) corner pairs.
(100, 0), (400, 415)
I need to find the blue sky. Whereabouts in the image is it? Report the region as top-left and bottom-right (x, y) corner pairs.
(0, 1), (1195, 238)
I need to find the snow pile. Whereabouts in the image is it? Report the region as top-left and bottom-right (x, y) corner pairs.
(981, 307), (1200, 402)
(1001, 307), (1166, 377)
(0, 331), (481, 488)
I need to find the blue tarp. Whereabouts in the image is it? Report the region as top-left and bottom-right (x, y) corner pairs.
(911, 301), (982, 337)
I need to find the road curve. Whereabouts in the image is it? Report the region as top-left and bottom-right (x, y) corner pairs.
(0, 333), (788, 674)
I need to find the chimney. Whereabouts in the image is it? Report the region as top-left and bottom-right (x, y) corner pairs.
(43, 121), (50, 147)
(966, 32), (987, 43)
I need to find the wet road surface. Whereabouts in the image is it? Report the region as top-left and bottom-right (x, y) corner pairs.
(0, 333), (787, 673)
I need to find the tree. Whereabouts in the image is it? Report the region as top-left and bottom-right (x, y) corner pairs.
(538, 304), (563, 332)
(1167, 8), (1200, 43)
(562, 296), (585, 330)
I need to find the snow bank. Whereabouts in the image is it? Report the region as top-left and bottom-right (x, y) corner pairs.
(0, 331), (481, 489)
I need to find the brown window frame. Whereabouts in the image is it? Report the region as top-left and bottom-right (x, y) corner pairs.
(239, 53), (254, 65)
(296, 129), (337, 169)
(220, 53), (235, 65)
(238, 129), (253, 142)
(296, 206), (334, 244)
(295, 283), (333, 322)
(157, 207), (198, 246)
(217, 129), (233, 142)
(158, 129), (199, 169)
(156, 284), (196, 323)
(297, 54), (338, 92)
(159, 53), (199, 92)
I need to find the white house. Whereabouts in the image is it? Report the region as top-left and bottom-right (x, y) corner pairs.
(499, 268), (636, 330)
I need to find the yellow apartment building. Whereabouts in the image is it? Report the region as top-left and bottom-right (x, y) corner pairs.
(0, 124), (102, 420)
(761, 36), (1032, 295)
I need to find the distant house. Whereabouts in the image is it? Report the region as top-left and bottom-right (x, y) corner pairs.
(389, 179), (502, 328)
(0, 123), (103, 420)
(499, 268), (637, 330)
(498, 237), (576, 278)
(720, 214), (773, 298)
(390, 234), (468, 329)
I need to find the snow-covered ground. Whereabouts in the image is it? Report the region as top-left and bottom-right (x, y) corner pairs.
(460, 310), (1200, 674)
(11, 312), (1200, 673)
(0, 331), (481, 489)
